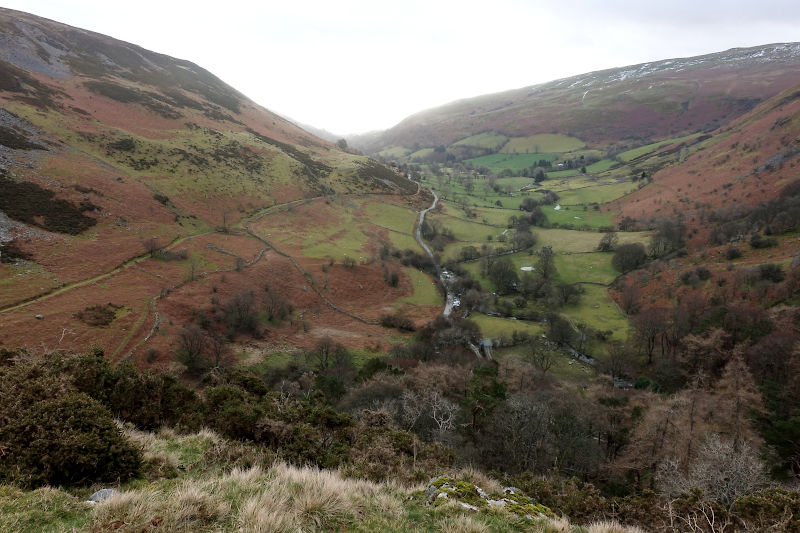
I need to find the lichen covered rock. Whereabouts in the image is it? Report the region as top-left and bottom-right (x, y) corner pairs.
(424, 476), (554, 519)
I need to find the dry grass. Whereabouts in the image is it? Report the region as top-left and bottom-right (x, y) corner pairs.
(91, 456), (403, 532)
(75, 428), (651, 532)
(437, 514), (491, 533)
(449, 466), (504, 494)
(585, 520), (647, 533)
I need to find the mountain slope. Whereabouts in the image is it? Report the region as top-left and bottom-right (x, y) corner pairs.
(0, 7), (414, 278)
(614, 85), (800, 242)
(361, 43), (800, 153)
(0, 8), (421, 356)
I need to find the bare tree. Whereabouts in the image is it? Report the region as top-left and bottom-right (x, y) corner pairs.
(177, 323), (208, 373)
(657, 434), (767, 509)
(605, 340), (635, 380)
(597, 231), (619, 252)
(306, 336), (347, 373)
(427, 390), (458, 438)
(144, 237), (159, 258)
(207, 329), (227, 368)
(399, 389), (458, 441)
(528, 337), (558, 376)
(633, 307), (669, 364)
(620, 284), (642, 315)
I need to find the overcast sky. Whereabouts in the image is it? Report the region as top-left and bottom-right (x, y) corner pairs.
(4, 1), (799, 134)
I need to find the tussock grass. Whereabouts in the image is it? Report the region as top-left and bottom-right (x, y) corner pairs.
(437, 514), (491, 533)
(585, 520), (647, 533)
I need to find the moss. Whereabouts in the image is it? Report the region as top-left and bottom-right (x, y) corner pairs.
(504, 501), (554, 518)
(431, 476), (453, 489)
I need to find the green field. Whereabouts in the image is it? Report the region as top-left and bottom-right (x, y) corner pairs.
(562, 284), (629, 341)
(546, 168), (580, 178)
(363, 201), (418, 234)
(452, 132), (509, 150)
(618, 133), (703, 162)
(554, 181), (636, 205)
(459, 204), (517, 226)
(543, 205), (615, 229)
(377, 146), (411, 159)
(303, 222), (368, 259)
(465, 153), (556, 172)
(398, 267), (442, 306)
(386, 231), (421, 253)
(471, 312), (544, 338)
(409, 148), (434, 160)
(419, 175), (531, 211)
(537, 228), (648, 253)
(500, 134), (585, 154)
(585, 159), (617, 173)
(554, 252), (619, 285)
(429, 212), (499, 243)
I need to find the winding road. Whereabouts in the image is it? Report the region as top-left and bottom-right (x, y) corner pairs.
(414, 189), (455, 318)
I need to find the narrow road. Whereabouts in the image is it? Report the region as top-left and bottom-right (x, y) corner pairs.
(415, 189), (438, 258)
(414, 188), (454, 318)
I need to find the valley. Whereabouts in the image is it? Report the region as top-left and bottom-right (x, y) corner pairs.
(3, 6), (800, 532)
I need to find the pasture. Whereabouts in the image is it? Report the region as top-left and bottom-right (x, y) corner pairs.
(465, 153), (556, 172)
(470, 312), (544, 338)
(453, 132), (509, 150)
(500, 133), (586, 154)
(618, 132), (703, 162)
(398, 267), (442, 306)
(542, 205), (615, 229)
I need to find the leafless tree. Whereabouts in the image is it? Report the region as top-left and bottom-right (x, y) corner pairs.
(597, 231), (619, 252)
(620, 284), (642, 315)
(177, 323), (208, 373)
(657, 434), (767, 509)
(144, 237), (159, 258)
(306, 336), (347, 373)
(528, 337), (558, 376)
(427, 390), (459, 437)
(207, 329), (227, 368)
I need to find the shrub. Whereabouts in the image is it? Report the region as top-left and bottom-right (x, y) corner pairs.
(0, 240), (32, 263)
(612, 243), (647, 273)
(108, 138), (136, 151)
(680, 271), (700, 286)
(759, 263), (784, 283)
(379, 313), (415, 332)
(74, 303), (117, 326)
(0, 392), (141, 487)
(0, 171), (97, 235)
(751, 234), (778, 249)
(726, 247), (742, 260)
(734, 488), (800, 531)
(696, 266), (712, 281)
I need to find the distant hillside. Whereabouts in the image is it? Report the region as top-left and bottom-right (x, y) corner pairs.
(359, 43), (800, 154)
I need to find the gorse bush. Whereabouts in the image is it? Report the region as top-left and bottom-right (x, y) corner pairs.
(0, 351), (446, 486)
(0, 357), (141, 488)
(0, 393), (141, 488)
